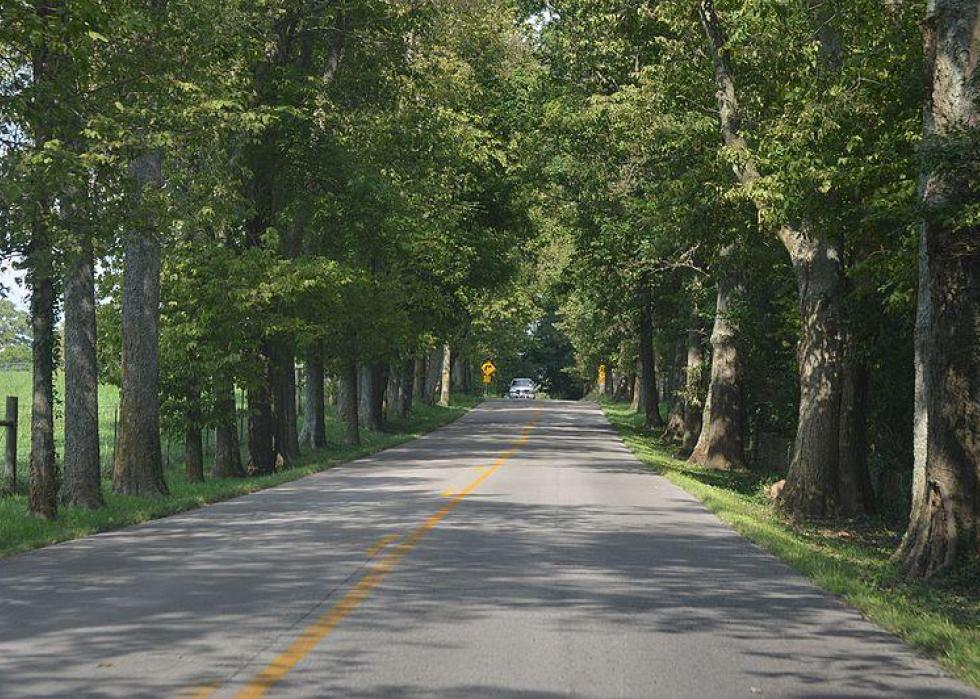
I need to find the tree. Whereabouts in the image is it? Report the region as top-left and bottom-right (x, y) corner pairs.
(689, 265), (745, 469)
(62, 231), (103, 507)
(112, 151), (167, 496)
(693, 0), (920, 515)
(896, 0), (980, 578)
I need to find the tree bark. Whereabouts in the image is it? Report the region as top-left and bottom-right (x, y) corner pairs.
(184, 425), (204, 484)
(681, 312), (706, 455)
(439, 343), (452, 406)
(906, 224), (932, 547)
(779, 226), (847, 517)
(27, 254), (57, 518)
(413, 356), (425, 401)
(385, 363), (400, 421)
(247, 369), (276, 476)
(897, 0), (980, 577)
(452, 353), (466, 391)
(613, 370), (630, 402)
(25, 0), (66, 518)
(837, 344), (875, 517)
(213, 379), (244, 479)
(662, 339), (687, 442)
(397, 358), (414, 418)
(357, 364), (372, 428)
(423, 348), (442, 406)
(341, 361), (360, 446)
(375, 364), (388, 426)
(689, 271), (745, 469)
(639, 296), (664, 430)
(630, 367), (642, 412)
(269, 343), (300, 465)
(112, 150), (168, 497)
(62, 238), (103, 508)
(299, 344), (327, 449)
(358, 363), (385, 431)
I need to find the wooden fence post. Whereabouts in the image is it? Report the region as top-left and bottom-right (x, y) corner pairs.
(2, 397), (17, 493)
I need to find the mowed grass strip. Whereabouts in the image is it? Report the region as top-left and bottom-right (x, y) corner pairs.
(601, 401), (980, 690)
(0, 387), (480, 559)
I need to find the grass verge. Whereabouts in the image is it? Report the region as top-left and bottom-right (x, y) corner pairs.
(601, 400), (980, 689)
(0, 395), (480, 559)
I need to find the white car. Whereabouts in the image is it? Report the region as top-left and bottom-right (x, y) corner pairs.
(508, 378), (537, 400)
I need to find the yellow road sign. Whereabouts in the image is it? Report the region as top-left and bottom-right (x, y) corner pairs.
(481, 360), (496, 377)
(482, 374), (493, 384)
(598, 364), (607, 385)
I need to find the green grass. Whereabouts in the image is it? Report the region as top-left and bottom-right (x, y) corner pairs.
(1, 369), (122, 473)
(0, 391), (481, 559)
(601, 400), (980, 689)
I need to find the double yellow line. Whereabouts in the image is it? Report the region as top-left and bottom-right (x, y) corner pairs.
(188, 405), (541, 699)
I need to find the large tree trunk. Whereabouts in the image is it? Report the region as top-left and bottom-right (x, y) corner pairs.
(358, 364), (372, 428)
(27, 253), (57, 518)
(681, 312), (706, 455)
(247, 367), (276, 476)
(397, 358), (414, 419)
(422, 348), (442, 406)
(452, 353), (466, 392)
(897, 0), (980, 578)
(26, 7), (60, 518)
(385, 364), (400, 421)
(213, 379), (244, 479)
(112, 150), (168, 497)
(340, 362), (360, 446)
(62, 239), (103, 508)
(689, 272), (745, 469)
(698, 3), (854, 501)
(639, 296), (664, 430)
(837, 344), (875, 517)
(184, 425), (204, 484)
(439, 344), (452, 406)
(376, 364), (389, 426)
(613, 370), (631, 403)
(630, 367), (642, 412)
(779, 226), (847, 518)
(413, 356), (425, 401)
(662, 339), (687, 442)
(299, 344), (327, 449)
(269, 343), (300, 466)
(358, 363), (385, 431)
(182, 383), (204, 484)
(905, 225), (933, 554)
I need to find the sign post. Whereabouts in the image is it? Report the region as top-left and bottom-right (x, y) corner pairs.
(480, 360), (497, 397)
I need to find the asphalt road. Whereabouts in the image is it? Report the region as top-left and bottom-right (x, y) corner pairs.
(0, 400), (973, 699)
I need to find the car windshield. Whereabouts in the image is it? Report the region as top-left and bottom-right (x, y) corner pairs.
(512, 379), (533, 387)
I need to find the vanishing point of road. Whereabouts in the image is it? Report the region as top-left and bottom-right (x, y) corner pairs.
(0, 401), (974, 698)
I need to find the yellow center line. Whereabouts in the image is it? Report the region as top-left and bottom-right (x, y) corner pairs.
(179, 682), (219, 699)
(365, 534), (400, 558)
(228, 406), (542, 699)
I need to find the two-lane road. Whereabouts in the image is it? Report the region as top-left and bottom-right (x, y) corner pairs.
(0, 401), (973, 698)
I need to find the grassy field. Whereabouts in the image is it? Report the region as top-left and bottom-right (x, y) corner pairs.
(601, 401), (980, 689)
(0, 371), (480, 558)
(1, 369), (123, 478)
